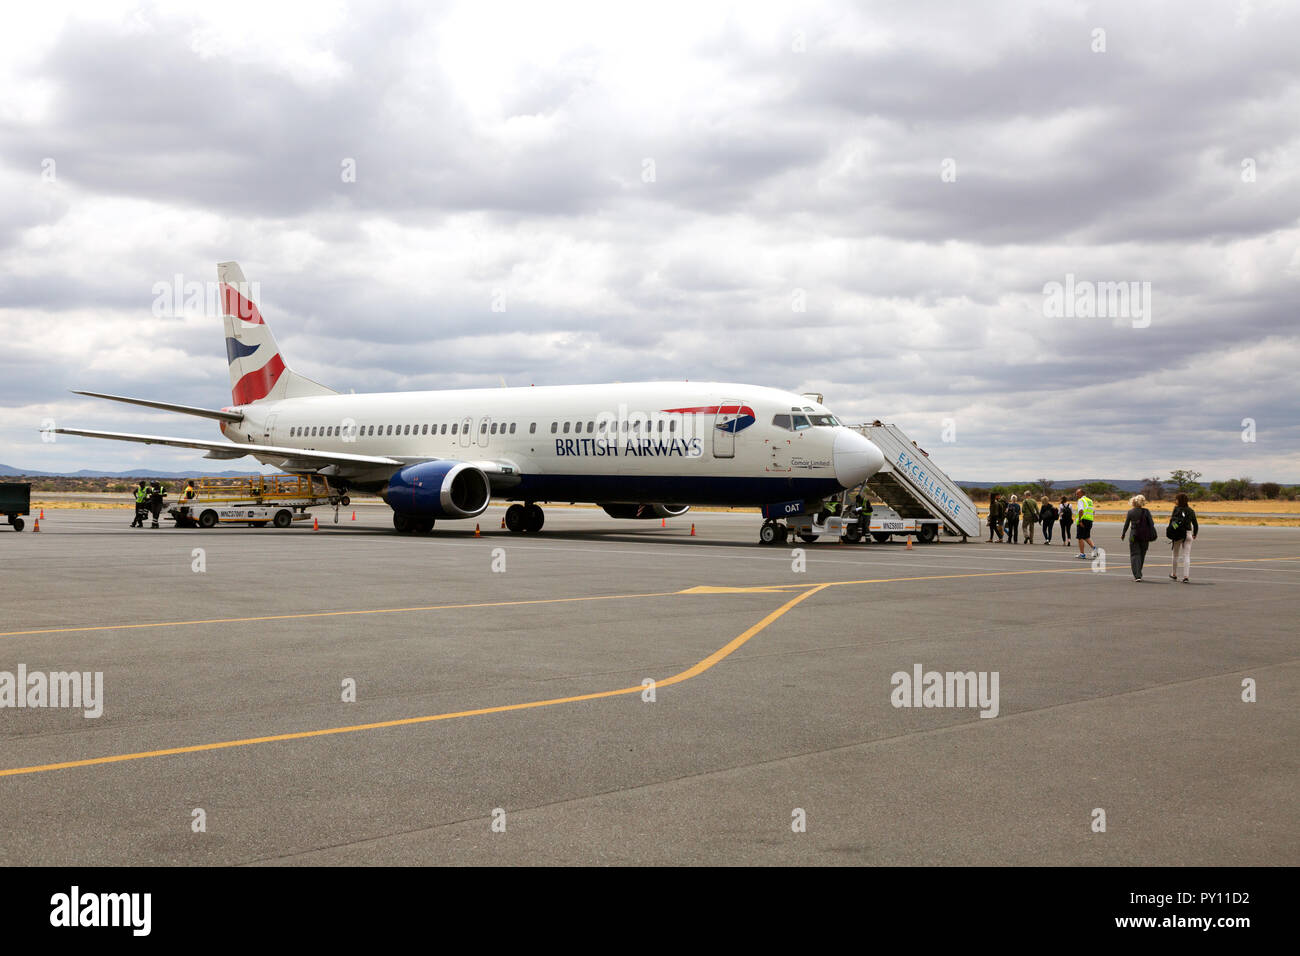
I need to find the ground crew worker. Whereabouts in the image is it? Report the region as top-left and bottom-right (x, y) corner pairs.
(178, 479), (197, 521)
(147, 481), (167, 529)
(1021, 495), (1039, 544)
(1075, 488), (1096, 559)
(130, 480), (148, 528)
(855, 493), (873, 542)
(818, 496), (841, 525)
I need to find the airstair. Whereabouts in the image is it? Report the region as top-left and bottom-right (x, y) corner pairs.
(849, 424), (981, 540)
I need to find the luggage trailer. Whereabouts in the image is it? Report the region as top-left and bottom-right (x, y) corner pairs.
(169, 475), (349, 529)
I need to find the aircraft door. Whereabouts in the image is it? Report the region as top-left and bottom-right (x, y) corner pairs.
(460, 417), (472, 448)
(712, 400), (747, 459)
(263, 413), (277, 442)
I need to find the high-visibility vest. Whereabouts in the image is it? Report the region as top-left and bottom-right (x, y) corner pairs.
(134, 487), (147, 503)
(1077, 496), (1094, 520)
(183, 486), (196, 500)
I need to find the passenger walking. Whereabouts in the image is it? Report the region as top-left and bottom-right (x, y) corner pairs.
(1058, 497), (1073, 546)
(1004, 495), (1020, 544)
(1039, 496), (1057, 544)
(986, 494), (1005, 542)
(130, 480), (148, 528)
(1166, 493), (1199, 583)
(1021, 495), (1038, 544)
(1120, 494), (1157, 581)
(1074, 488), (1096, 559)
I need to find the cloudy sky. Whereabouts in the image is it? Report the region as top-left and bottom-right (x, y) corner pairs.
(2, 0), (1297, 481)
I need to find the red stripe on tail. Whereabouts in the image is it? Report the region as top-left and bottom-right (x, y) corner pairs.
(232, 354), (285, 404)
(221, 284), (264, 324)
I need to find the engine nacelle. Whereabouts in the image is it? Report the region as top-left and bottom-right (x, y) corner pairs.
(599, 503), (692, 520)
(383, 461), (491, 518)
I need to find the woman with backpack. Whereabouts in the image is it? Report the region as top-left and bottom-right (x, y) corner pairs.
(1004, 495), (1021, 543)
(1120, 494), (1158, 581)
(1167, 493), (1199, 583)
(1039, 496), (1057, 544)
(1058, 497), (1073, 546)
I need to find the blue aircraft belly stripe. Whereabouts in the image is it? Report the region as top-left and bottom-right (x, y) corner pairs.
(506, 473), (841, 507)
(225, 337), (260, 363)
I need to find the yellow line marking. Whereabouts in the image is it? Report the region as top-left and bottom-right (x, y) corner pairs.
(0, 586), (826, 778)
(0, 591), (683, 639)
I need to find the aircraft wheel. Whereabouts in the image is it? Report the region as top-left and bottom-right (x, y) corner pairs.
(393, 512), (414, 533)
(777, 525), (789, 544)
(505, 504), (526, 533)
(416, 518), (435, 533)
(523, 504), (545, 533)
(759, 522), (779, 545)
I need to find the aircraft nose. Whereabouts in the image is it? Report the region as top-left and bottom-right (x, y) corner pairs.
(834, 429), (885, 488)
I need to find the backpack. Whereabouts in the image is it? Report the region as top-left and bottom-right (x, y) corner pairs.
(1166, 506), (1189, 541)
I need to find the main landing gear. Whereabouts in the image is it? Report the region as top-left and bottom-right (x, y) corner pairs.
(504, 503), (545, 534)
(392, 513), (436, 534)
(758, 519), (789, 545)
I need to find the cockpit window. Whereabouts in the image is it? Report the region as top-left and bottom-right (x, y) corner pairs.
(791, 415), (811, 430)
(809, 414), (836, 426)
(772, 414), (791, 430)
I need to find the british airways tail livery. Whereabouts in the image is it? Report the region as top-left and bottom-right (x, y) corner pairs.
(58, 262), (885, 534)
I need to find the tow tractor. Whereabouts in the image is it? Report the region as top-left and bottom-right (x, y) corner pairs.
(169, 475), (348, 529)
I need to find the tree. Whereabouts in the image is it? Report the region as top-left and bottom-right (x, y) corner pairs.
(1033, 478), (1055, 497)
(1260, 482), (1281, 499)
(1167, 469), (1203, 495)
(1140, 476), (1166, 500)
(1082, 481), (1118, 498)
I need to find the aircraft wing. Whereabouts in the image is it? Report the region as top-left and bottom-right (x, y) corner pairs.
(53, 428), (403, 469)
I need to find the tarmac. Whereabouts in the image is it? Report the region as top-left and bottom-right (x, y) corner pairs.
(1, 504), (1296, 865)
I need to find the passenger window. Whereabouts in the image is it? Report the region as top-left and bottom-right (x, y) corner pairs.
(451, 423), (458, 435)
(550, 422), (557, 434)
(772, 414), (791, 430)
(311, 426), (317, 437)
(368, 425), (375, 436)
(562, 422), (570, 434)
(490, 423), (497, 434)
(509, 423), (516, 434)
(669, 420), (676, 432)
(792, 415), (811, 430)
(530, 422), (537, 434)
(480, 421), (487, 434)
(657, 420), (664, 432)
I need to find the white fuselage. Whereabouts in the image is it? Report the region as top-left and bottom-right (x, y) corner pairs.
(219, 381), (883, 506)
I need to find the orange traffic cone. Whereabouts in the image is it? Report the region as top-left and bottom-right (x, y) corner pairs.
(661, 517), (666, 527)
(500, 516), (505, 529)
(33, 517), (40, 533)
(351, 510), (356, 521)
(690, 523), (696, 536)
(475, 523), (481, 537)
(313, 516), (319, 531)
(905, 535), (913, 550)
(40, 508), (45, 520)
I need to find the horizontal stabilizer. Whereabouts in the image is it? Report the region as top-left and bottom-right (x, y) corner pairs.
(54, 428), (403, 469)
(71, 390), (243, 423)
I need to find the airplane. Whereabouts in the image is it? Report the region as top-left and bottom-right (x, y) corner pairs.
(55, 262), (885, 539)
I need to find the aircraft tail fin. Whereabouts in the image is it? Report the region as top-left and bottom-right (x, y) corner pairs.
(218, 261), (336, 405)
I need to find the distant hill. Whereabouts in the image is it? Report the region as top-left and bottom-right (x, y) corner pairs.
(956, 479), (1154, 492)
(0, 464), (264, 478)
